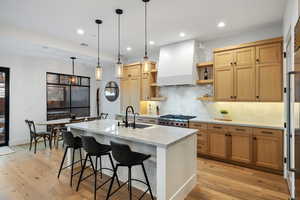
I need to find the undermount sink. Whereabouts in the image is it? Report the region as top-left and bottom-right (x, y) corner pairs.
(134, 123), (152, 129)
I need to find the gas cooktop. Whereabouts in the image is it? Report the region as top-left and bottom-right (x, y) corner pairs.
(158, 114), (196, 128)
(159, 114), (196, 120)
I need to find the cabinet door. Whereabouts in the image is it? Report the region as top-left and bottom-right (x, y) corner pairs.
(214, 68), (234, 101)
(141, 73), (151, 101)
(120, 78), (130, 113)
(228, 131), (252, 164)
(234, 47), (256, 101)
(129, 76), (141, 113)
(255, 43), (282, 101)
(214, 51), (235, 69)
(197, 130), (209, 154)
(208, 130), (227, 159)
(253, 128), (283, 170)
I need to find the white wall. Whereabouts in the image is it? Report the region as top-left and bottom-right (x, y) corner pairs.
(201, 22), (283, 62)
(0, 52), (112, 145)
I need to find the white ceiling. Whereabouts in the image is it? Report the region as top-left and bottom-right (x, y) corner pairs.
(0, 0), (287, 62)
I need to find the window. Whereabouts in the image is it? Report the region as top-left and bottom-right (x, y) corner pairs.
(46, 72), (90, 120)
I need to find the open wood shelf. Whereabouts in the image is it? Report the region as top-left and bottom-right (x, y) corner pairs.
(150, 97), (167, 101)
(197, 79), (213, 84)
(196, 96), (214, 101)
(197, 62), (213, 68)
(150, 83), (159, 87)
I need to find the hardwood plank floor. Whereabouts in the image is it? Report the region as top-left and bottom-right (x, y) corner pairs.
(0, 144), (290, 200)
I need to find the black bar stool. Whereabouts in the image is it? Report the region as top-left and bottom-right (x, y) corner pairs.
(76, 136), (120, 200)
(57, 131), (83, 186)
(106, 141), (154, 200)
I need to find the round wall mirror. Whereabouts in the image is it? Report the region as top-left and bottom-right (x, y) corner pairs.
(104, 81), (119, 102)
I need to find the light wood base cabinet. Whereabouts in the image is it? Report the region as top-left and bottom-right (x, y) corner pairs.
(253, 128), (283, 170)
(190, 122), (283, 172)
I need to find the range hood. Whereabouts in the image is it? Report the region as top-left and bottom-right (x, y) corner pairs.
(157, 40), (198, 86)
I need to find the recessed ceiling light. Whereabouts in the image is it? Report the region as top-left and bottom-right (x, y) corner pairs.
(217, 21), (226, 28)
(179, 32), (186, 37)
(126, 47), (132, 51)
(76, 29), (85, 35)
(149, 41), (155, 45)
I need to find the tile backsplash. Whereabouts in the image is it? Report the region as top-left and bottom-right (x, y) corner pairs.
(148, 85), (283, 124)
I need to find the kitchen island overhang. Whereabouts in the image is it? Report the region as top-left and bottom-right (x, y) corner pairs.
(67, 120), (198, 200)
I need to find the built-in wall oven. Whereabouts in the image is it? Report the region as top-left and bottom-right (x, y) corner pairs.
(287, 16), (300, 200)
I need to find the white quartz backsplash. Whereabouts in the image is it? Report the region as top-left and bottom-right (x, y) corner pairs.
(150, 85), (283, 125)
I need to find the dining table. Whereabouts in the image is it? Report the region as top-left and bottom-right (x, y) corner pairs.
(36, 116), (98, 148)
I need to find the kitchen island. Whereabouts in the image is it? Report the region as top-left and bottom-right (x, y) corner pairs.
(67, 119), (198, 200)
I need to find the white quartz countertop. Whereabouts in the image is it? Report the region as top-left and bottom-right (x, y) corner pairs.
(66, 119), (198, 147)
(190, 117), (283, 130)
(116, 114), (283, 130)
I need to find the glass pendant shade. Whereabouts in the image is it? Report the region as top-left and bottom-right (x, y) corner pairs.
(95, 65), (102, 81)
(71, 76), (77, 84)
(115, 62), (123, 78)
(143, 57), (151, 73)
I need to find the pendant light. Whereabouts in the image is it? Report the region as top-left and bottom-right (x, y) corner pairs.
(115, 9), (124, 78)
(70, 57), (77, 84)
(95, 19), (103, 81)
(142, 0), (151, 73)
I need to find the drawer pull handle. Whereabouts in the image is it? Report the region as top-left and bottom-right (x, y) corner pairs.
(235, 128), (245, 131)
(213, 126), (222, 129)
(261, 131), (273, 134)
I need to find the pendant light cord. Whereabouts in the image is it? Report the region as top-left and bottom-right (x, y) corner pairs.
(72, 59), (74, 75)
(97, 23), (100, 66)
(144, 1), (148, 59)
(118, 14), (121, 63)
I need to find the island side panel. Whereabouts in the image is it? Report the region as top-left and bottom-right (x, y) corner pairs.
(157, 134), (197, 200)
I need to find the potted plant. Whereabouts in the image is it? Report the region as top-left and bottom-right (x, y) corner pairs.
(220, 109), (230, 120)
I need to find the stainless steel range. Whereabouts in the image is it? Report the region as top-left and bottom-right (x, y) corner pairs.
(158, 114), (196, 128)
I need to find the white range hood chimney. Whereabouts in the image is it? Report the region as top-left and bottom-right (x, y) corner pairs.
(157, 40), (198, 86)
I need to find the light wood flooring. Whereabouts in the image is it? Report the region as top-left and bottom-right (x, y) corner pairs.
(0, 144), (290, 200)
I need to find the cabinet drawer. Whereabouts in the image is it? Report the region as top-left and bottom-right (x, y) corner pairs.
(197, 143), (208, 154)
(254, 128), (282, 137)
(228, 126), (253, 134)
(207, 124), (228, 131)
(189, 122), (207, 130)
(197, 130), (208, 141)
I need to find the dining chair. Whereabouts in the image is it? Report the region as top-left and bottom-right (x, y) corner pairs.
(25, 120), (52, 154)
(100, 113), (109, 119)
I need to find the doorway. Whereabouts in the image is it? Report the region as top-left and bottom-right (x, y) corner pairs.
(0, 67), (9, 147)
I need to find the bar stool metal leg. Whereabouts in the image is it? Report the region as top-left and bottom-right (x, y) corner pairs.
(94, 157), (98, 200)
(57, 147), (68, 178)
(141, 163), (154, 200)
(105, 165), (118, 200)
(70, 148), (75, 186)
(128, 166), (132, 200)
(108, 153), (121, 187)
(76, 154), (88, 191)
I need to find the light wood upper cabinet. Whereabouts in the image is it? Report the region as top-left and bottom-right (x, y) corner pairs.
(120, 64), (141, 113)
(214, 51), (235, 69)
(255, 43), (282, 101)
(234, 47), (256, 101)
(141, 73), (151, 101)
(214, 68), (234, 101)
(214, 38), (283, 102)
